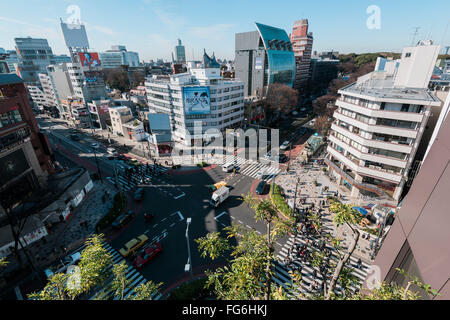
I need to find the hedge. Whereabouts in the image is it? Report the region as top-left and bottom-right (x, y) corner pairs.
(167, 278), (214, 300)
(96, 192), (127, 232)
(270, 184), (294, 219)
(197, 161), (209, 168)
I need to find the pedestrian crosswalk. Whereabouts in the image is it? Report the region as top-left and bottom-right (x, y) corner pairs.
(214, 155), (280, 183)
(240, 161), (280, 183)
(109, 163), (168, 192)
(89, 242), (162, 300)
(271, 234), (370, 298)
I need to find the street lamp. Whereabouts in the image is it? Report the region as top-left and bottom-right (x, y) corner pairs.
(185, 218), (193, 279)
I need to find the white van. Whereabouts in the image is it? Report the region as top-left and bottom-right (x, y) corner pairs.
(222, 163), (235, 172)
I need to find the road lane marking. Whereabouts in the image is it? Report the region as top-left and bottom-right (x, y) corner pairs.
(214, 212), (227, 221)
(174, 193), (186, 200)
(170, 223), (176, 228)
(177, 211), (184, 221)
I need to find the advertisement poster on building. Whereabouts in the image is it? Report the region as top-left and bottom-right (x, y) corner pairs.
(183, 87), (211, 115)
(78, 52), (101, 67)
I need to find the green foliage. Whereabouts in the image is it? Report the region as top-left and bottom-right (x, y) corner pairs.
(0, 257), (8, 267)
(111, 261), (131, 300)
(167, 278), (213, 300)
(196, 161), (209, 168)
(270, 184), (294, 220)
(330, 202), (362, 228)
(96, 193), (127, 232)
(77, 234), (113, 295)
(196, 232), (231, 261)
(129, 281), (163, 300)
(28, 273), (72, 300)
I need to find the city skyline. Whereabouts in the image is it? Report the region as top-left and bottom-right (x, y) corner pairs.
(0, 0), (449, 61)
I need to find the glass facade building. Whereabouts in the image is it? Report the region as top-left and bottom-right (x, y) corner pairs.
(255, 23), (295, 89)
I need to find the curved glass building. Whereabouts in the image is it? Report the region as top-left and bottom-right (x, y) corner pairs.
(235, 22), (295, 97)
(255, 23), (295, 88)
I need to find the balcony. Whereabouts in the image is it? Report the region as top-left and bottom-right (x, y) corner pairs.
(324, 157), (393, 199)
(330, 123), (413, 154)
(327, 145), (402, 184)
(336, 99), (425, 122)
(328, 134), (407, 169)
(333, 110), (418, 139)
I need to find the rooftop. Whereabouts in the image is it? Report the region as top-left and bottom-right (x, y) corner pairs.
(340, 81), (441, 104)
(0, 74), (23, 86)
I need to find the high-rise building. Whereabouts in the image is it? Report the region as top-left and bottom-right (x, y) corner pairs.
(324, 41), (441, 202)
(38, 73), (58, 110)
(99, 45), (140, 69)
(174, 39), (186, 64)
(145, 51), (244, 146)
(289, 19), (313, 91)
(54, 54), (71, 64)
(367, 99), (450, 299)
(45, 63), (76, 117)
(235, 22), (295, 98)
(14, 37), (55, 86)
(0, 74), (54, 210)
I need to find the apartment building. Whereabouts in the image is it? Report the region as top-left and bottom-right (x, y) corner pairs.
(145, 51), (245, 146)
(325, 41), (441, 202)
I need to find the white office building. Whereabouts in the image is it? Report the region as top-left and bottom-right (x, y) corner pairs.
(99, 45), (140, 69)
(325, 41), (442, 202)
(145, 51), (245, 146)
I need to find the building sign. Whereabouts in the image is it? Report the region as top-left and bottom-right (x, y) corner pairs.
(255, 57), (263, 70)
(183, 87), (211, 115)
(78, 52), (101, 67)
(84, 180), (94, 193)
(72, 189), (85, 207)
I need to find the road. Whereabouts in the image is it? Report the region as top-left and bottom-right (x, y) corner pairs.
(36, 114), (313, 293)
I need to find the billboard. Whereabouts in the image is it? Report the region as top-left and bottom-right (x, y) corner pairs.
(61, 22), (90, 48)
(183, 87), (211, 115)
(78, 52), (101, 67)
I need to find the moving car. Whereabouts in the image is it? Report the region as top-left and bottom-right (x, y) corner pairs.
(44, 252), (82, 278)
(134, 188), (144, 201)
(210, 186), (230, 208)
(134, 243), (163, 269)
(279, 154), (289, 163)
(112, 210), (135, 230)
(256, 181), (268, 195)
(222, 163), (235, 172)
(208, 181), (227, 193)
(119, 234), (149, 258)
(129, 158), (141, 166)
(91, 143), (99, 149)
(70, 134), (80, 141)
(107, 148), (117, 158)
(280, 141), (290, 150)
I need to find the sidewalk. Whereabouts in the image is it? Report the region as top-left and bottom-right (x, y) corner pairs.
(25, 181), (117, 269)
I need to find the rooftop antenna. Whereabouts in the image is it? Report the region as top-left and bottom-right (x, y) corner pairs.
(445, 46), (450, 55)
(411, 27), (421, 46)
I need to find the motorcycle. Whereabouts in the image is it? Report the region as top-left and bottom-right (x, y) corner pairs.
(144, 213), (154, 223)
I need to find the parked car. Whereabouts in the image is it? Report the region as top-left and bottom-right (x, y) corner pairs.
(107, 148), (118, 157)
(256, 181), (268, 195)
(44, 252), (82, 278)
(70, 134), (80, 141)
(112, 210), (135, 230)
(134, 188), (144, 201)
(280, 141), (290, 150)
(134, 243), (163, 269)
(119, 234), (149, 258)
(91, 143), (99, 149)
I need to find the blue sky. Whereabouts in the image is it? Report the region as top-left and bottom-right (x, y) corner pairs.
(1, 0), (449, 61)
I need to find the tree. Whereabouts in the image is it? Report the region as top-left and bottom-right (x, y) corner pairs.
(0, 257), (8, 268)
(264, 84), (299, 125)
(104, 67), (130, 92)
(313, 95), (336, 117)
(314, 115), (332, 136)
(29, 234), (162, 300)
(196, 193), (293, 300)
